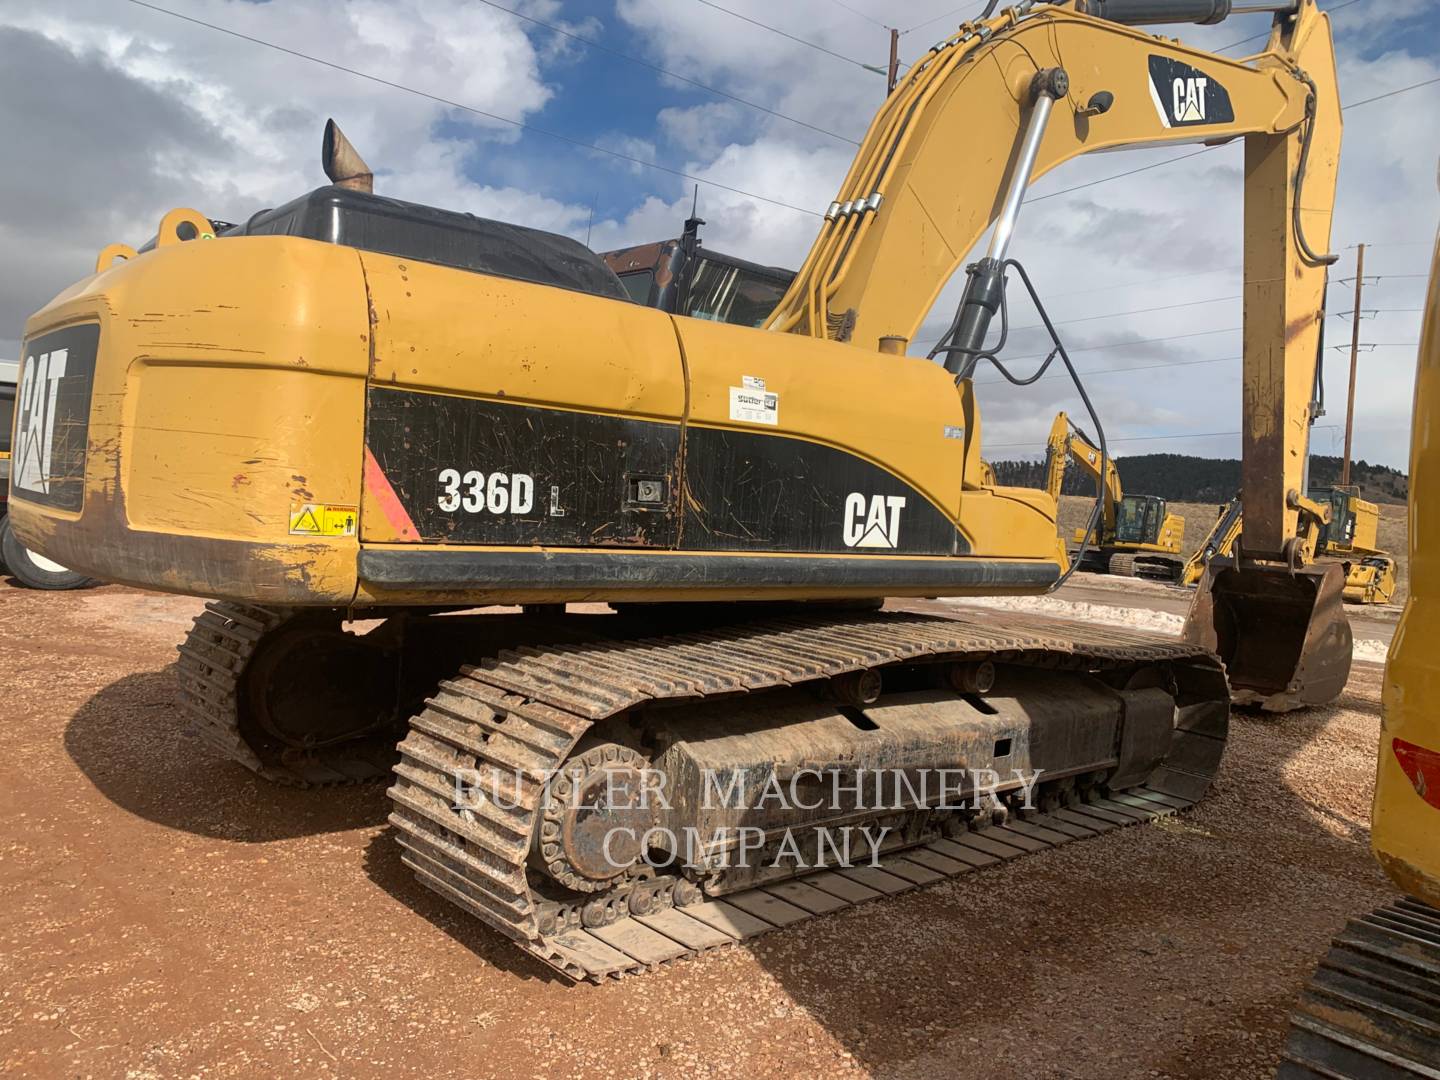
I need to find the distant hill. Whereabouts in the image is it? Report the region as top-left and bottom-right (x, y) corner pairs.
(991, 453), (1408, 505)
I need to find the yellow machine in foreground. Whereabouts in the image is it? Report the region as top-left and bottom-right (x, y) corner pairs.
(1045, 411), (1185, 580)
(1279, 223), (1440, 1080)
(10, 0), (1349, 979)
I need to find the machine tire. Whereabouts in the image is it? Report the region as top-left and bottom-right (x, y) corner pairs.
(0, 515), (96, 591)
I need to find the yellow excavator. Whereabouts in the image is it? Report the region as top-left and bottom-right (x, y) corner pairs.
(1180, 489), (1396, 603)
(8, 0), (1350, 979)
(1312, 485), (1399, 604)
(1278, 218), (1440, 1080)
(1180, 496), (1243, 586)
(1044, 411), (1186, 580)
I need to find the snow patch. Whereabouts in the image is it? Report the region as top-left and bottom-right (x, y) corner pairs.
(948, 594), (1392, 662)
(949, 595), (1187, 636)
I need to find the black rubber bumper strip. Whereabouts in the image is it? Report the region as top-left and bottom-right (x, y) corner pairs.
(358, 549), (1061, 592)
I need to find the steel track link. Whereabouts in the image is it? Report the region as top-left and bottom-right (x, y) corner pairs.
(386, 607), (1230, 981)
(175, 601), (396, 787)
(1279, 898), (1440, 1079)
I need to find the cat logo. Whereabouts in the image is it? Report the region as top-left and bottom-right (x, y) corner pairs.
(1147, 55), (1233, 129)
(1173, 76), (1208, 122)
(13, 346), (70, 497)
(843, 493), (906, 549)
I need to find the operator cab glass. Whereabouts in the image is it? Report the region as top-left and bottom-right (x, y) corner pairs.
(1115, 494), (1164, 545)
(683, 255), (791, 328)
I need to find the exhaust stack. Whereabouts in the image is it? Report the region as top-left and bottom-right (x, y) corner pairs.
(322, 119), (373, 193)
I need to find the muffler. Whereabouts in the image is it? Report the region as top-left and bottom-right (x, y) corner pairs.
(1182, 562), (1351, 711)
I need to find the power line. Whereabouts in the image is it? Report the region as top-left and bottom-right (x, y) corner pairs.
(901, 2), (987, 36)
(123, 0), (824, 218)
(690, 0), (877, 70)
(825, 0), (891, 31)
(1009, 293), (1239, 333)
(1026, 148), (1214, 204)
(988, 423), (1340, 450)
(1346, 76), (1440, 110)
(473, 0), (856, 144)
(125, 0), (1440, 225)
(1217, 0), (1367, 52)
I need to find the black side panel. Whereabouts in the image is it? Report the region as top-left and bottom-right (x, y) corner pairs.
(365, 390), (963, 556)
(10, 323), (100, 512)
(683, 426), (962, 555)
(360, 548), (1059, 592)
(366, 388), (680, 547)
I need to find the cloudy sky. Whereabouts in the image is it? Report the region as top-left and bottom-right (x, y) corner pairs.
(2, 0), (1436, 469)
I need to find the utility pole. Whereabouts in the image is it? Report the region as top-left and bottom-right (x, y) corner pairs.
(1341, 242), (1365, 488)
(887, 27), (899, 93)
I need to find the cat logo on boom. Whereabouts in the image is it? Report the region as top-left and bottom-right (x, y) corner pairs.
(843, 493), (906, 549)
(1147, 55), (1234, 129)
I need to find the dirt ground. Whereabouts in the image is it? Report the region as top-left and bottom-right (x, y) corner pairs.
(0, 581), (1399, 1079)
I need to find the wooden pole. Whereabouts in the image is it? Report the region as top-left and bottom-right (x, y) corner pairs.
(1341, 243), (1365, 488)
(887, 27), (899, 93)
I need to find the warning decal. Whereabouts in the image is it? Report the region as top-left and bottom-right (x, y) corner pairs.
(289, 503), (358, 537)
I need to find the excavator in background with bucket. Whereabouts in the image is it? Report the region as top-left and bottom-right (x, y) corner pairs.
(1312, 485), (1398, 604)
(1278, 211), (1439, 1080)
(1181, 496), (1243, 586)
(7, 0), (1350, 979)
(1044, 411), (1186, 581)
(1180, 488), (1396, 604)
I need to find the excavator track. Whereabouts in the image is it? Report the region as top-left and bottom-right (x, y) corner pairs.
(1279, 898), (1440, 1078)
(386, 607), (1229, 981)
(175, 601), (398, 787)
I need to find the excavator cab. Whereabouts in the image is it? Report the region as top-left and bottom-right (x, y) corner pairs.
(1114, 494), (1166, 547)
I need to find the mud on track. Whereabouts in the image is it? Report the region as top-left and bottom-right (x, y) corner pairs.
(0, 581), (1396, 1078)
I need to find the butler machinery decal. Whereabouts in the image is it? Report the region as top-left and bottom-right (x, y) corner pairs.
(1147, 56), (1234, 129)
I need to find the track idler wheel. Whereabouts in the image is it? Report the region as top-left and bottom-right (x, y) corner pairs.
(533, 744), (658, 892)
(1182, 562), (1352, 711)
(244, 620), (399, 750)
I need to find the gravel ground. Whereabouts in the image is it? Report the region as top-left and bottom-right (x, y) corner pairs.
(0, 581), (1398, 1079)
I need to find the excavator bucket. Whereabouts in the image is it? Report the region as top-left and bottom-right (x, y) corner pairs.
(1182, 562), (1352, 711)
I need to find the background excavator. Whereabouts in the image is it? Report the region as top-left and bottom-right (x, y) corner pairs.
(7, 0), (1349, 979)
(1181, 496), (1244, 586)
(1044, 411), (1186, 581)
(1312, 485), (1399, 603)
(1278, 219), (1439, 1080)
(1180, 488), (1397, 603)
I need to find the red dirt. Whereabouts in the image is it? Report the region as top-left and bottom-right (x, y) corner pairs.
(0, 582), (1396, 1078)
